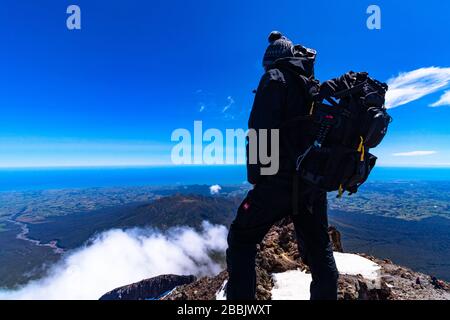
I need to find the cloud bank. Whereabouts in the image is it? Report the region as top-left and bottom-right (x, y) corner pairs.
(393, 151), (437, 157)
(0, 222), (228, 300)
(385, 67), (450, 109)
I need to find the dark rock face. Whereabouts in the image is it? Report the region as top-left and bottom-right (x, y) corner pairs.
(99, 274), (196, 300)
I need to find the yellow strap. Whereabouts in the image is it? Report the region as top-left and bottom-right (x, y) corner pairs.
(357, 136), (365, 161)
(337, 184), (344, 198)
(309, 102), (315, 115)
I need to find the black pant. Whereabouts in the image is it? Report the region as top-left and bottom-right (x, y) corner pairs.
(226, 180), (339, 300)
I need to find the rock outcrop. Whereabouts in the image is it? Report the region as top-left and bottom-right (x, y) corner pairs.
(101, 219), (450, 300)
(99, 274), (196, 300)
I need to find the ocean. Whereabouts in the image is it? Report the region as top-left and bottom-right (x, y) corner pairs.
(0, 166), (449, 192)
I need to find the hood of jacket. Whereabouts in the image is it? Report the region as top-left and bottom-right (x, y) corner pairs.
(269, 56), (315, 79)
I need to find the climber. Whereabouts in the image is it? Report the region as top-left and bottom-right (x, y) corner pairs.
(226, 31), (339, 300)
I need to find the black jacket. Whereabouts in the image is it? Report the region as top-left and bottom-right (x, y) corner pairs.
(247, 57), (316, 185)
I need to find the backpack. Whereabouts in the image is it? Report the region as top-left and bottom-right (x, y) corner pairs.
(290, 71), (392, 197)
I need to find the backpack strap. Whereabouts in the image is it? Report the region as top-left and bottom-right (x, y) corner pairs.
(273, 65), (320, 129)
(266, 65), (322, 215)
(333, 80), (367, 99)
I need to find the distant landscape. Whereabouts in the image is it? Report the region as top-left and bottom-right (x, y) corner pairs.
(0, 167), (449, 289)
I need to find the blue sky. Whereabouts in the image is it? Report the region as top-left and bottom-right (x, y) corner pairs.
(0, 0), (449, 168)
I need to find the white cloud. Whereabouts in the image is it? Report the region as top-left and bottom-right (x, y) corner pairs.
(0, 222), (227, 300)
(392, 151), (437, 157)
(385, 67), (450, 109)
(209, 184), (222, 195)
(430, 90), (450, 107)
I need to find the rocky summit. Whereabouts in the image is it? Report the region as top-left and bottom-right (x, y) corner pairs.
(100, 219), (450, 300)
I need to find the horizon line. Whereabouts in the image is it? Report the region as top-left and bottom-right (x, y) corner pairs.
(1, 164), (450, 170)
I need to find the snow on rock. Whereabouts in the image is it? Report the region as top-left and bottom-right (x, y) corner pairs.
(215, 280), (227, 300)
(271, 253), (381, 300)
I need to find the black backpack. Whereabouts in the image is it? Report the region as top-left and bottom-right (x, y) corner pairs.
(291, 71), (392, 197)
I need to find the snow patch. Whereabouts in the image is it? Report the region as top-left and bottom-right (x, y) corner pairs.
(216, 280), (227, 300)
(271, 253), (381, 300)
(333, 252), (381, 281)
(156, 288), (176, 300)
(272, 270), (312, 300)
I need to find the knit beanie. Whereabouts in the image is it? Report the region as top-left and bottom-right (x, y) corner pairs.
(262, 31), (294, 68)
